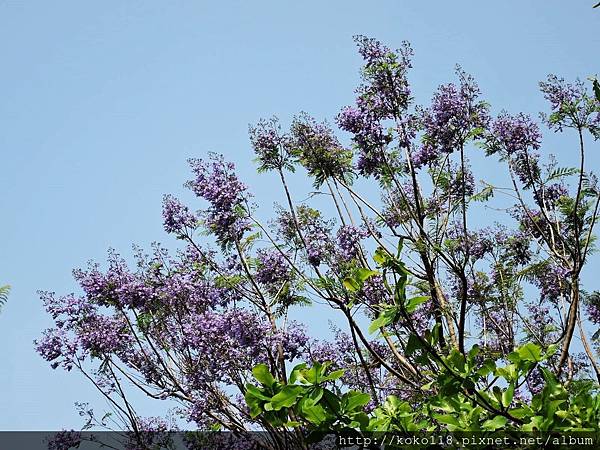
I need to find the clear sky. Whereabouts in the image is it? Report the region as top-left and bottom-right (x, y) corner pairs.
(0, 0), (598, 430)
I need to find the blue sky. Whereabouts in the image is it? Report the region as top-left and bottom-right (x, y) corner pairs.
(0, 0), (598, 430)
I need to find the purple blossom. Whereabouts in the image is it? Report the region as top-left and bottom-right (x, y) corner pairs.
(336, 36), (414, 178)
(276, 205), (334, 267)
(422, 69), (490, 154)
(533, 183), (568, 208)
(186, 154), (251, 245)
(290, 113), (352, 184)
(337, 105), (393, 178)
(360, 274), (391, 307)
(78, 313), (131, 356)
(412, 143), (440, 169)
(255, 249), (291, 290)
(336, 225), (369, 261)
(353, 35), (414, 119)
(539, 75), (600, 134)
(445, 224), (493, 261)
(587, 300), (600, 325)
(47, 430), (82, 450)
(489, 112), (542, 156)
(249, 117), (292, 171)
(162, 194), (197, 235)
(35, 327), (78, 371)
(534, 263), (571, 302)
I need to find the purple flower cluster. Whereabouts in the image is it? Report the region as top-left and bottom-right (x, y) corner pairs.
(533, 183), (568, 209)
(336, 36), (415, 178)
(249, 117), (292, 171)
(353, 35), (413, 119)
(539, 75), (600, 133)
(337, 105), (393, 178)
(79, 313), (131, 356)
(525, 302), (557, 344)
(445, 224), (493, 262)
(422, 69), (490, 155)
(492, 227), (532, 266)
(183, 309), (272, 384)
(489, 112), (542, 156)
(411, 143), (439, 169)
(46, 430), (82, 450)
(186, 154), (251, 245)
(290, 113), (352, 184)
(182, 309), (308, 385)
(586, 296), (600, 325)
(336, 224), (369, 262)
(479, 307), (514, 356)
(487, 112), (542, 188)
(360, 275), (392, 307)
(161, 194), (197, 235)
(533, 263), (570, 302)
(255, 248), (291, 290)
(276, 205), (334, 267)
(35, 327), (78, 371)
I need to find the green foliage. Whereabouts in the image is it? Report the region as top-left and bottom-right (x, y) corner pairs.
(246, 343), (600, 438)
(245, 361), (370, 440)
(0, 285), (10, 313)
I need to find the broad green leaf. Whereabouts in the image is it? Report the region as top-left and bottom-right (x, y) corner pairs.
(406, 334), (424, 356)
(270, 385), (304, 410)
(252, 364), (275, 386)
(502, 384), (515, 407)
(355, 268), (379, 283)
(344, 391), (371, 412)
(482, 415), (508, 431)
(368, 308), (396, 334)
(343, 278), (360, 292)
(517, 343), (543, 362)
(289, 363), (308, 384)
(323, 369), (345, 381)
(373, 247), (387, 265)
(433, 414), (461, 428)
(405, 295), (429, 313)
(300, 401), (328, 425)
(245, 384), (271, 401)
(477, 359), (496, 376)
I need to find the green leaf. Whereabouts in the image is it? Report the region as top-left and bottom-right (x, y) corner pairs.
(396, 238), (404, 257)
(368, 308), (397, 334)
(289, 363), (307, 384)
(594, 79), (600, 102)
(252, 364), (276, 386)
(517, 343), (543, 362)
(405, 295), (429, 313)
(323, 369), (345, 381)
(545, 343), (559, 358)
(482, 415), (508, 431)
(299, 399), (328, 425)
(477, 359), (496, 377)
(355, 268), (379, 283)
(344, 391), (371, 412)
(343, 278), (360, 292)
(502, 384), (515, 408)
(245, 384), (272, 402)
(406, 334), (424, 356)
(0, 285), (10, 313)
(433, 414), (461, 428)
(270, 385), (304, 410)
(373, 247), (387, 265)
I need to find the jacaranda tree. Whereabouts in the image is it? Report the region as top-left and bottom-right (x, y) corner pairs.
(36, 37), (600, 449)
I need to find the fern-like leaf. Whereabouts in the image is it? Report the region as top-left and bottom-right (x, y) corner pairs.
(0, 285), (10, 312)
(546, 166), (580, 182)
